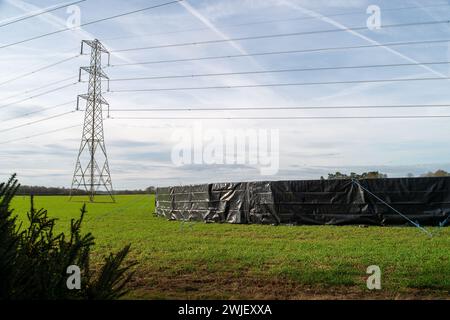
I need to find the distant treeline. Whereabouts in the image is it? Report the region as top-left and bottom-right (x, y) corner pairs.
(14, 170), (450, 195)
(323, 169), (450, 180)
(324, 171), (387, 180)
(16, 185), (155, 196)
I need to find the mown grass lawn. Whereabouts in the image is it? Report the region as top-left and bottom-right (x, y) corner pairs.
(11, 194), (450, 299)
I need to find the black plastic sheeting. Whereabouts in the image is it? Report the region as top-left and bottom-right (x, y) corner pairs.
(155, 177), (450, 226)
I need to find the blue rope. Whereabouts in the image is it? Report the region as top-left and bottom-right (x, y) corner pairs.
(351, 179), (433, 237)
(439, 214), (450, 227)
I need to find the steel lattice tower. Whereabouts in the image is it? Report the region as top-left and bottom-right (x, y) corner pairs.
(70, 39), (114, 202)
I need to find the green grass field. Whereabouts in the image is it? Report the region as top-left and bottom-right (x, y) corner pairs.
(11, 194), (450, 299)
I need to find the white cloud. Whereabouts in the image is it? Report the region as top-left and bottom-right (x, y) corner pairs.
(1, 0), (450, 188)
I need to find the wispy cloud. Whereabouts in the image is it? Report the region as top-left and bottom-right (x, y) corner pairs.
(280, 0), (447, 78)
(179, 0), (249, 56)
(2, 0), (450, 188)
(4, 0), (91, 50)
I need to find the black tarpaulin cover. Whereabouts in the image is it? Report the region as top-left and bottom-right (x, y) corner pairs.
(155, 177), (450, 226)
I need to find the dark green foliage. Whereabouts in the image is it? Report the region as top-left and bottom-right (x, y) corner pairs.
(421, 169), (450, 177)
(0, 174), (136, 300)
(325, 171), (388, 180)
(0, 175), (20, 298)
(324, 170), (450, 180)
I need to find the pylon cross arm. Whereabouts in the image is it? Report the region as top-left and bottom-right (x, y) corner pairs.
(80, 66), (109, 80)
(78, 94), (110, 105)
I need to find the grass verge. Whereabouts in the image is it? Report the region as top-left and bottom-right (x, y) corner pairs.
(11, 194), (450, 299)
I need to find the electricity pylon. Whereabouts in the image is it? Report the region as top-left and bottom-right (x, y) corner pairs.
(70, 39), (114, 202)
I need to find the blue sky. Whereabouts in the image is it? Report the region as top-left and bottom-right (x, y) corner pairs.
(1, 0), (450, 188)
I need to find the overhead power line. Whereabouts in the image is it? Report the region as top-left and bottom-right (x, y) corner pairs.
(102, 3), (450, 41)
(109, 39), (450, 67)
(0, 0), (86, 28)
(2, 75), (78, 101)
(0, 55), (80, 87)
(0, 0), (183, 50)
(0, 82), (79, 110)
(105, 104), (450, 112)
(108, 76), (450, 93)
(2, 100), (75, 122)
(0, 124), (80, 145)
(110, 115), (450, 120)
(0, 111), (76, 133)
(109, 61), (450, 82)
(111, 19), (450, 52)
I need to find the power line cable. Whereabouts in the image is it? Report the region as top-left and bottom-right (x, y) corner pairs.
(2, 100), (75, 122)
(0, 0), (87, 28)
(102, 3), (450, 41)
(0, 124), (80, 145)
(0, 111), (76, 133)
(0, 0), (183, 50)
(110, 115), (450, 120)
(2, 75), (78, 101)
(111, 19), (450, 52)
(109, 61), (450, 82)
(108, 76), (450, 93)
(0, 82), (78, 110)
(109, 39), (450, 67)
(104, 104), (450, 112)
(0, 55), (80, 87)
